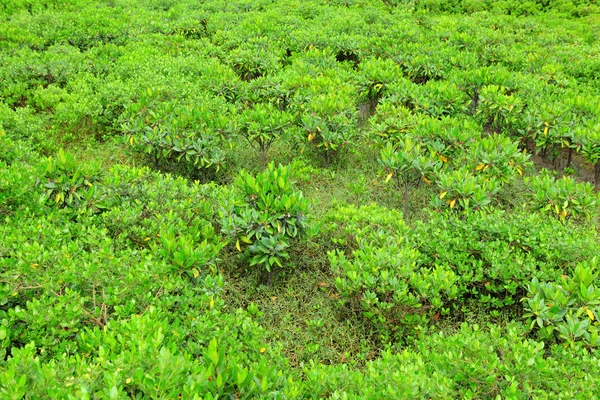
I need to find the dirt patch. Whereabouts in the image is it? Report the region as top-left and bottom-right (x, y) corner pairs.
(530, 146), (597, 187)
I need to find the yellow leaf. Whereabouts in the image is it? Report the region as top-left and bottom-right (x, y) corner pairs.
(192, 268), (199, 278)
(543, 126), (549, 136)
(439, 191), (447, 200)
(277, 220), (281, 233)
(517, 167), (522, 176)
(144, 237), (150, 241)
(586, 308), (595, 321)
(476, 163), (485, 171)
(55, 193), (61, 203)
(129, 136), (134, 145)
(209, 298), (214, 309)
(385, 172), (394, 183)
(259, 347), (266, 353)
(450, 199), (456, 209)
(561, 209), (567, 218)
(308, 133), (315, 142)
(30, 263), (38, 268)
(236, 239), (241, 252)
(422, 176), (431, 185)
(126, 378), (132, 384)
(439, 155), (448, 163)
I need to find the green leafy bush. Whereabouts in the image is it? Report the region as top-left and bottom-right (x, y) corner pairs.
(123, 91), (232, 181)
(432, 167), (501, 212)
(298, 91), (357, 167)
(3, 0), (600, 396)
(305, 322), (600, 398)
(236, 103), (293, 164)
(379, 137), (441, 213)
(576, 120), (600, 190)
(464, 133), (531, 184)
(477, 84), (524, 133)
(38, 149), (106, 210)
(528, 172), (599, 221)
(329, 229), (458, 341)
(152, 228), (225, 279)
(220, 163), (315, 279)
(523, 259), (600, 347)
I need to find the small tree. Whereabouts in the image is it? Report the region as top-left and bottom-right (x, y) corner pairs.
(379, 137), (441, 215)
(237, 103), (293, 165)
(219, 163), (316, 284)
(465, 133), (531, 184)
(123, 92), (233, 181)
(477, 84), (523, 133)
(432, 167), (502, 213)
(40, 149), (106, 211)
(528, 172), (599, 222)
(297, 91), (357, 167)
(577, 122), (600, 191)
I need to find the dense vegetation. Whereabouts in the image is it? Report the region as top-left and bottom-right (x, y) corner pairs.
(2, 0), (600, 397)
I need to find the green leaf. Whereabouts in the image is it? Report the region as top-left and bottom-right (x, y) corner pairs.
(207, 338), (219, 365)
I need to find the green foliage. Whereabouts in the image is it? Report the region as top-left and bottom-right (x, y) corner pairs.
(220, 163), (315, 275)
(326, 202), (598, 311)
(38, 149), (106, 210)
(528, 172), (599, 221)
(413, 208), (598, 308)
(367, 102), (417, 145)
(123, 91), (232, 181)
(576, 120), (600, 189)
(152, 228), (224, 278)
(330, 229), (459, 341)
(379, 137), (441, 212)
(432, 167), (501, 212)
(409, 0), (599, 17)
(3, 0), (600, 397)
(237, 103), (293, 164)
(464, 133), (531, 184)
(299, 91), (357, 166)
(477, 85), (524, 132)
(386, 79), (471, 118)
(356, 57), (401, 101)
(0, 307), (298, 399)
(305, 323), (600, 398)
(523, 259), (600, 347)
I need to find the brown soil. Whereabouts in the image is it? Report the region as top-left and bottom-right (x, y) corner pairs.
(530, 146), (597, 187)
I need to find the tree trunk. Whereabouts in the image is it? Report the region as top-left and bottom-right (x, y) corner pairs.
(403, 183), (410, 217)
(595, 162), (599, 192)
(201, 167), (207, 184)
(259, 142), (268, 167)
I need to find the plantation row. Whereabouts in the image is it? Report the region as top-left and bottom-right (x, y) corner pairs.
(2, 0), (600, 398)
